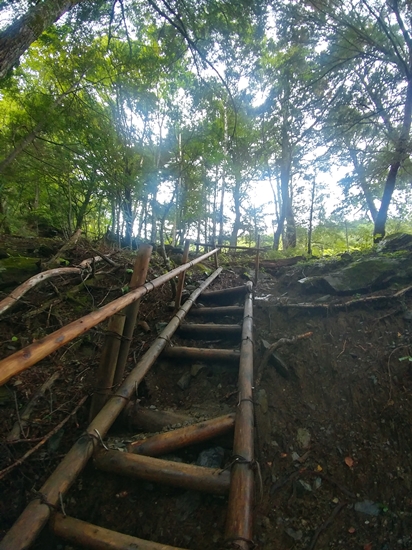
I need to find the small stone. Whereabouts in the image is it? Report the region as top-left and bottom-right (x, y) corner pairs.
(313, 477), (322, 490)
(292, 452), (300, 462)
(285, 528), (303, 541)
(191, 363), (206, 377)
(297, 428), (311, 449)
(354, 500), (380, 516)
(149, 405), (157, 410)
(177, 371), (191, 390)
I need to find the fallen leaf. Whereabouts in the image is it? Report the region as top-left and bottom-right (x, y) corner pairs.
(267, 462), (272, 467)
(316, 464), (323, 472)
(364, 543), (372, 550)
(344, 456), (354, 468)
(348, 527), (355, 534)
(280, 453), (287, 458)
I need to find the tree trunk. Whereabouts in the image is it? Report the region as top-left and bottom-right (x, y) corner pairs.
(348, 148), (378, 221)
(373, 77), (412, 242)
(230, 177), (242, 248)
(0, 0), (85, 80)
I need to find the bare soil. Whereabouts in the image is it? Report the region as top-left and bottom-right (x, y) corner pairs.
(1, 239), (412, 550)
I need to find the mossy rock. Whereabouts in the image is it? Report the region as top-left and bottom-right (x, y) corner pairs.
(0, 256), (40, 284)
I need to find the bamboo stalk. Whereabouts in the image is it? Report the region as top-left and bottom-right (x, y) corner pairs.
(174, 240), (190, 311)
(188, 306), (244, 317)
(0, 248), (220, 386)
(50, 513), (188, 550)
(178, 323), (241, 337)
(94, 449), (230, 495)
(163, 346), (240, 362)
(0, 267), (223, 550)
(225, 281), (255, 550)
(113, 244), (153, 386)
(128, 413), (235, 456)
(255, 234), (260, 285)
(89, 313), (126, 421)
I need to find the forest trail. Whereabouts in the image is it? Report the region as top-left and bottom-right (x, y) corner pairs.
(0, 239), (412, 549)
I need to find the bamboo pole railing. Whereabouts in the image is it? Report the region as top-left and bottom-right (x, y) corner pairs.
(225, 281), (255, 550)
(0, 268), (223, 550)
(0, 247), (219, 386)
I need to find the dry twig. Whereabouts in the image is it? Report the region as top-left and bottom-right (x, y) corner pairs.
(0, 396), (88, 480)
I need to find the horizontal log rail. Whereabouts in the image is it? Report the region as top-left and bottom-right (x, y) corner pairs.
(0, 268), (223, 550)
(94, 449), (231, 495)
(178, 323), (242, 337)
(50, 513), (188, 550)
(0, 247), (219, 386)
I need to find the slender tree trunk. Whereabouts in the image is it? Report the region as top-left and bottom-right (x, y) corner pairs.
(374, 77), (412, 242)
(230, 176), (242, 247)
(348, 148), (378, 221)
(307, 176), (316, 256)
(75, 187), (93, 230)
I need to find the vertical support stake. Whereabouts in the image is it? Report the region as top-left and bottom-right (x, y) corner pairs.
(174, 240), (190, 311)
(113, 243), (153, 386)
(89, 313), (126, 421)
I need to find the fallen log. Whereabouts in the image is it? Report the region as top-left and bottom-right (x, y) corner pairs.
(41, 228), (82, 270)
(0, 255), (104, 317)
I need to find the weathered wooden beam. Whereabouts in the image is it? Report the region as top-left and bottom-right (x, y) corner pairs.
(94, 450), (230, 495)
(225, 281), (255, 550)
(128, 414), (235, 456)
(50, 513), (187, 550)
(178, 323), (241, 338)
(0, 268), (223, 550)
(163, 346), (240, 362)
(188, 306), (244, 317)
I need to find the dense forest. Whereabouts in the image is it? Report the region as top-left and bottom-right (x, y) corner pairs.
(1, 0), (412, 253)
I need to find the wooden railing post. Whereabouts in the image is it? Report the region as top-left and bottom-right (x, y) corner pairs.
(113, 244), (152, 386)
(89, 313), (126, 421)
(174, 240), (190, 311)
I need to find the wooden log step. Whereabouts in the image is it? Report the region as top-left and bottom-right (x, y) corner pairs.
(200, 285), (247, 305)
(189, 306), (244, 317)
(94, 450), (230, 495)
(163, 346), (240, 362)
(128, 413), (235, 456)
(122, 404), (192, 432)
(178, 323), (241, 337)
(50, 513), (188, 550)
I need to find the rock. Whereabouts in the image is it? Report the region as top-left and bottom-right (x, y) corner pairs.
(403, 310), (412, 321)
(196, 446), (225, 468)
(191, 363), (206, 377)
(257, 389), (268, 414)
(292, 452), (300, 462)
(297, 428), (311, 448)
(354, 500), (380, 516)
(285, 527), (303, 541)
(177, 371), (191, 390)
(261, 339), (291, 379)
(313, 477), (322, 490)
(299, 256), (412, 295)
(377, 232), (412, 252)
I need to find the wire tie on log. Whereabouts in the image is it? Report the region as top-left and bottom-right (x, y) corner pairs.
(93, 429), (109, 450)
(238, 397), (255, 407)
(59, 491), (67, 517)
(111, 393), (131, 402)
